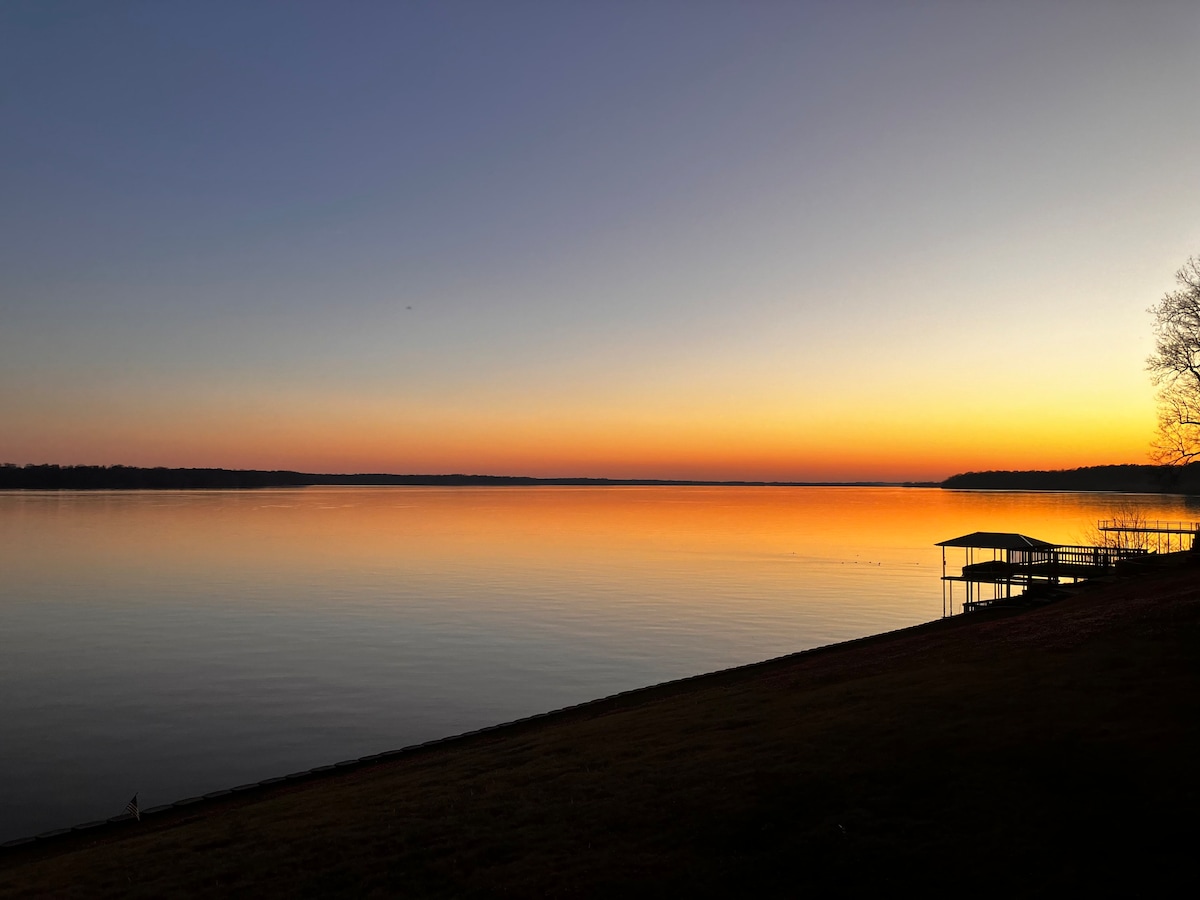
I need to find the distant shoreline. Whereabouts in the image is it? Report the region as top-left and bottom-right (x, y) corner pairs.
(941, 462), (1200, 494)
(3, 462), (1200, 493)
(0, 465), (934, 490)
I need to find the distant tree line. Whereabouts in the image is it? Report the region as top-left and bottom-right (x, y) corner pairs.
(941, 464), (1200, 493)
(0, 466), (580, 490)
(11, 463), (1197, 492)
(0, 465), (785, 490)
(0, 465), (315, 490)
(0, 465), (914, 490)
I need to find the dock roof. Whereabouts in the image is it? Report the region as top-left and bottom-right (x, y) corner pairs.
(935, 532), (1058, 550)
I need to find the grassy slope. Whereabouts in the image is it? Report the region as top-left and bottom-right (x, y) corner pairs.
(2, 564), (1198, 898)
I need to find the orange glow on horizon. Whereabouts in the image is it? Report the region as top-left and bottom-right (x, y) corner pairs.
(3, 378), (1155, 482)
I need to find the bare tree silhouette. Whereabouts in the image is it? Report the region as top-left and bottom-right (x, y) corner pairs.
(1148, 255), (1200, 463)
(1079, 501), (1153, 551)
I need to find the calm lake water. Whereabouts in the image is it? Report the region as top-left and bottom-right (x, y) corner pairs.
(2, 485), (1197, 841)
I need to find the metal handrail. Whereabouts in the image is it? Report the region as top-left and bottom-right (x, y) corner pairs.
(1097, 519), (1200, 534)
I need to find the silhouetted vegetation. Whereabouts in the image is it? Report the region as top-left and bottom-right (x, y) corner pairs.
(941, 463), (1200, 493)
(7, 463), (1200, 493)
(0, 465), (313, 490)
(1148, 254), (1200, 464)
(0, 464), (906, 490)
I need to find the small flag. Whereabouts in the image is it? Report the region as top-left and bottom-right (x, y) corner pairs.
(124, 794), (140, 821)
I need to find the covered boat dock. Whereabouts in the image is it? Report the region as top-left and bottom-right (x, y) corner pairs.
(937, 531), (1148, 615)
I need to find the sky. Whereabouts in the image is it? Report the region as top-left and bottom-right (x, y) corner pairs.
(3, 1), (1199, 482)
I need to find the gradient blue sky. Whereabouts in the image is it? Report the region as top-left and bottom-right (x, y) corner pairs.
(3, 1), (1199, 480)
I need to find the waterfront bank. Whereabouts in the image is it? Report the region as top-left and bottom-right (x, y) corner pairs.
(2, 558), (1197, 896)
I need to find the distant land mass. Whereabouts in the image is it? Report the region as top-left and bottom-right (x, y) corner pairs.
(941, 463), (1200, 494)
(4, 463), (1200, 493)
(0, 465), (915, 491)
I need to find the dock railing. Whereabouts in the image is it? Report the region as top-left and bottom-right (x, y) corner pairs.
(1096, 520), (1200, 553)
(1046, 544), (1147, 568)
(963, 545), (1148, 582)
(1097, 519), (1200, 534)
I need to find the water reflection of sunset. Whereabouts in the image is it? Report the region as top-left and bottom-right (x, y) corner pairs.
(7, 487), (1196, 623)
(4, 485), (1198, 842)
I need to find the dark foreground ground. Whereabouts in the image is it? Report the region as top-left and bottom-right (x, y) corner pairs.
(2, 561), (1198, 898)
